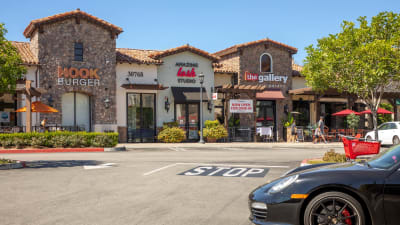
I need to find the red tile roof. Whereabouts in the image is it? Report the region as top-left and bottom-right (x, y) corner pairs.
(149, 44), (220, 62)
(213, 60), (239, 74)
(23, 9), (123, 38)
(214, 38), (298, 57)
(116, 48), (163, 65)
(11, 41), (39, 65)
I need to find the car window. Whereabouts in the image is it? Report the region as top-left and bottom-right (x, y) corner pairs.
(390, 123), (398, 129)
(368, 145), (400, 169)
(378, 124), (389, 130)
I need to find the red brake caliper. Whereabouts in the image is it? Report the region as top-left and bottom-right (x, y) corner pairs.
(342, 208), (352, 225)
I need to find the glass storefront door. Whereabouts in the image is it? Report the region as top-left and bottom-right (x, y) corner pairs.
(61, 92), (91, 131)
(127, 93), (155, 143)
(175, 103), (199, 141)
(256, 100), (276, 140)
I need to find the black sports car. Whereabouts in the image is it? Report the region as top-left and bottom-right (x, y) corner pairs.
(249, 145), (400, 225)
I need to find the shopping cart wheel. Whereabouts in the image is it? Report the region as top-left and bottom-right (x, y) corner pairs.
(393, 136), (400, 146)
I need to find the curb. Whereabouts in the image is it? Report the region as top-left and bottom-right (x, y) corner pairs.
(0, 160), (26, 170)
(0, 146), (126, 154)
(0, 148), (104, 154)
(300, 159), (311, 167)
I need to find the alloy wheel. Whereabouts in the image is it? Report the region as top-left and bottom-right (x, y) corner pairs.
(305, 192), (364, 225)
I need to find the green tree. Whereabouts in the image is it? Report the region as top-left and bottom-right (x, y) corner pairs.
(378, 102), (393, 125)
(303, 12), (400, 140)
(0, 23), (26, 94)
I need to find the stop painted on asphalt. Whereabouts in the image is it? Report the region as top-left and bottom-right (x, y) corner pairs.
(178, 166), (269, 178)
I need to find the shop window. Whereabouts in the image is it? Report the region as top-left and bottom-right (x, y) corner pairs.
(260, 53), (272, 73)
(74, 42), (83, 61)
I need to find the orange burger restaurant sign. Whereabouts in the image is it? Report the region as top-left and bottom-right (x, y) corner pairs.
(57, 66), (100, 86)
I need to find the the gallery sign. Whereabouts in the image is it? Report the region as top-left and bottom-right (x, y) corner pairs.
(244, 71), (288, 84)
(57, 66), (100, 86)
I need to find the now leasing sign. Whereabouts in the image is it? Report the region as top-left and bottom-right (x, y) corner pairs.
(230, 99), (253, 113)
(179, 166), (269, 178)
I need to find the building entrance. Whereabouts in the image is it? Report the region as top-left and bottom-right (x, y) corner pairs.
(127, 93), (156, 143)
(61, 92), (91, 131)
(175, 103), (199, 141)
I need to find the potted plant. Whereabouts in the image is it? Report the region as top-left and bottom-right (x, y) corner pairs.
(282, 113), (294, 142)
(203, 120), (228, 142)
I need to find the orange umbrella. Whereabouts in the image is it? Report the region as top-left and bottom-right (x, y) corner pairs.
(15, 101), (58, 113)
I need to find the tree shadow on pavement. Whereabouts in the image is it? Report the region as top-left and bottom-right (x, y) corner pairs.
(25, 160), (103, 169)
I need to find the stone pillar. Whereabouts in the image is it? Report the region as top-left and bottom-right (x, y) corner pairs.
(25, 80), (32, 133)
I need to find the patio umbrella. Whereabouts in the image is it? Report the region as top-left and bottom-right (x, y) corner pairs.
(359, 108), (393, 115)
(15, 101), (58, 113)
(332, 109), (360, 116)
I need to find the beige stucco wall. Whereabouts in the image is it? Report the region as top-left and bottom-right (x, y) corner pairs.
(214, 73), (232, 87)
(292, 76), (308, 90)
(115, 63), (158, 127)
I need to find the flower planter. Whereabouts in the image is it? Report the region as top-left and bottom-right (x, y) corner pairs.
(206, 137), (217, 143)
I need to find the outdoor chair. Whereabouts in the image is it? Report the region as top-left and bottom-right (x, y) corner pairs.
(296, 129), (304, 142)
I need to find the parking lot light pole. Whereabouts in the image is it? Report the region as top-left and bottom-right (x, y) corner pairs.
(199, 73), (205, 144)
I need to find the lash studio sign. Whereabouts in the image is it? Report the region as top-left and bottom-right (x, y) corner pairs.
(176, 62), (198, 84)
(57, 66), (100, 86)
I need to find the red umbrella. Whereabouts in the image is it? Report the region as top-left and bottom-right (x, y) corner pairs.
(360, 108), (393, 115)
(332, 109), (360, 116)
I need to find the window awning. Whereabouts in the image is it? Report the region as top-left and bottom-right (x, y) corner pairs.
(256, 90), (285, 100)
(171, 87), (208, 103)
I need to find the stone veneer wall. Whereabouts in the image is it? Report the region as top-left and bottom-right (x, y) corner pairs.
(238, 44), (293, 141)
(34, 18), (117, 131)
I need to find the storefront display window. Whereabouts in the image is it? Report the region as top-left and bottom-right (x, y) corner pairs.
(127, 93), (155, 143)
(175, 103), (199, 141)
(61, 92), (91, 131)
(256, 101), (275, 127)
(292, 101), (310, 127)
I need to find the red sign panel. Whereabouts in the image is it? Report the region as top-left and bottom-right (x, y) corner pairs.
(244, 71), (259, 81)
(177, 67), (196, 77)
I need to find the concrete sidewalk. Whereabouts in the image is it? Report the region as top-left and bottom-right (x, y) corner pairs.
(118, 142), (343, 150)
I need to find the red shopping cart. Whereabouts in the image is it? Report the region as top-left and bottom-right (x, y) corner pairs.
(340, 135), (381, 160)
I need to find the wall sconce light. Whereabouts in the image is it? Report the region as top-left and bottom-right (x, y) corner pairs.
(104, 97), (111, 109)
(284, 104), (289, 114)
(207, 101), (213, 112)
(47, 95), (54, 107)
(164, 97), (170, 112)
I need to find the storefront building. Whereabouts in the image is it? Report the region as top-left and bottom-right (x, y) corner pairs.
(9, 9), (323, 142)
(214, 39), (297, 141)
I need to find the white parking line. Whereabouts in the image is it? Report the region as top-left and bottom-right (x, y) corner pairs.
(143, 163), (178, 176)
(169, 147), (187, 152)
(84, 163), (116, 170)
(142, 162), (289, 176)
(223, 148), (243, 151)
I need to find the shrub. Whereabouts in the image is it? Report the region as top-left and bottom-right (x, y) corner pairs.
(0, 132), (118, 148)
(346, 113), (360, 130)
(157, 127), (186, 143)
(323, 149), (347, 163)
(203, 120), (228, 140)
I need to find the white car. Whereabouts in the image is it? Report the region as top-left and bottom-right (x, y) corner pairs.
(365, 122), (400, 145)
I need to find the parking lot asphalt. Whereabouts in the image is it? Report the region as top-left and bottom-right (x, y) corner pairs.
(0, 146), (337, 225)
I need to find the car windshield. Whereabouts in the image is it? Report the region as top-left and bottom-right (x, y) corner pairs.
(368, 145), (400, 169)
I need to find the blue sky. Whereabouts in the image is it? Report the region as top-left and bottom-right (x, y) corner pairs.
(1, 0), (399, 65)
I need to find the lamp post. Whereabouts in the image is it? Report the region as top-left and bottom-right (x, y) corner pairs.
(199, 73), (205, 144)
